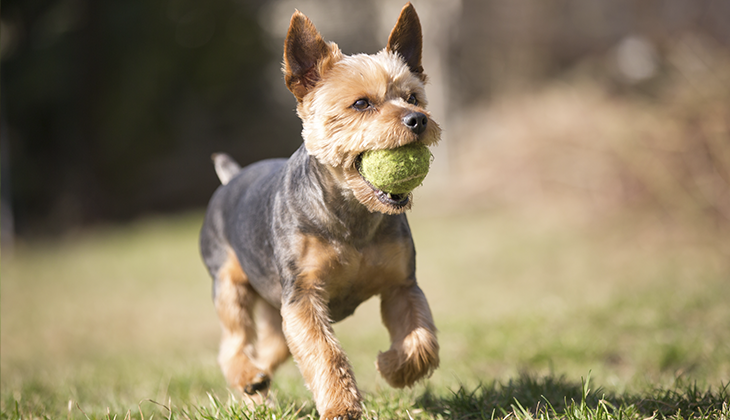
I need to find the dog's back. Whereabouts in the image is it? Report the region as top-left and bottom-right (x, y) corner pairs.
(197, 4), (440, 417)
(200, 156), (287, 303)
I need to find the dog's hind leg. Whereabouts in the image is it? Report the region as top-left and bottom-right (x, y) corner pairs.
(254, 299), (290, 376)
(214, 252), (271, 403)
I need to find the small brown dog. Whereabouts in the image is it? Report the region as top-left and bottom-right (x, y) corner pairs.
(200, 3), (441, 418)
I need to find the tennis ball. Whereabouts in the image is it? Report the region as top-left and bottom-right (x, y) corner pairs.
(358, 142), (432, 195)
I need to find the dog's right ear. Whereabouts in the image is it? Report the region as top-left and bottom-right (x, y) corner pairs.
(283, 11), (338, 102)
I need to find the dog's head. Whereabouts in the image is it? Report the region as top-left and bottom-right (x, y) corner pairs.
(282, 3), (441, 215)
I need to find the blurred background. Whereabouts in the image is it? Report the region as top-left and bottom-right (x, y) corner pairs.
(2, 0), (729, 241)
(2, 1), (730, 415)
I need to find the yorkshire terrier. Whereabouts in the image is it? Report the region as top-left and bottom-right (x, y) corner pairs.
(200, 3), (441, 418)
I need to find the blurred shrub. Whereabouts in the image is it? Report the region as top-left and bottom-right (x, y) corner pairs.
(3, 0), (729, 237)
(450, 33), (730, 243)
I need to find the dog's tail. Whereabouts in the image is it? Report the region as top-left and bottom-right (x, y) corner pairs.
(212, 153), (242, 185)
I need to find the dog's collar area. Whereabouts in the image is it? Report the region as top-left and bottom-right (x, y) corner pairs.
(355, 154), (411, 209)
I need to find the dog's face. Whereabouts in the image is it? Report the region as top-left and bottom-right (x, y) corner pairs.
(283, 3), (441, 215)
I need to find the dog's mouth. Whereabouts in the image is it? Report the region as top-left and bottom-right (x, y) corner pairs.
(355, 154), (411, 209)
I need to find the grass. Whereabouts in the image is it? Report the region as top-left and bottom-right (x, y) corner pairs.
(2, 204), (729, 419)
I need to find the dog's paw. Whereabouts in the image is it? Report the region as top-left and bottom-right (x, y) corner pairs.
(243, 372), (271, 395)
(318, 390), (362, 420)
(376, 328), (439, 388)
(320, 407), (362, 420)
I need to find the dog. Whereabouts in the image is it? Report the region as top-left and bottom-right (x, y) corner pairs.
(199, 3), (441, 418)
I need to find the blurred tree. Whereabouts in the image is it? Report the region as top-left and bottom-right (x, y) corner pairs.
(447, 0), (730, 104)
(3, 0), (729, 236)
(2, 0), (300, 235)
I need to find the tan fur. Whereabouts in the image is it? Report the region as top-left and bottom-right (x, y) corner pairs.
(207, 4), (442, 418)
(294, 234), (413, 320)
(254, 300), (290, 373)
(214, 252), (287, 406)
(283, 11), (343, 102)
(214, 253), (265, 402)
(284, 7), (441, 216)
(299, 52), (440, 215)
(282, 292), (362, 420)
(282, 234), (425, 418)
(282, 5), (440, 417)
(281, 235), (363, 417)
(377, 283), (439, 387)
(385, 1), (425, 78)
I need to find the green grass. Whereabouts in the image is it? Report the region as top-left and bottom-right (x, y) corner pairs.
(2, 206), (729, 419)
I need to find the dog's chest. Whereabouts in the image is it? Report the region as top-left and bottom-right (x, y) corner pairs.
(296, 234), (414, 322)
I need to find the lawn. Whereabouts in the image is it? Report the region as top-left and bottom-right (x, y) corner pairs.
(2, 202), (729, 419)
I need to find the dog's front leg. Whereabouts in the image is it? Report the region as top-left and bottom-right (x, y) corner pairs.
(377, 282), (440, 388)
(281, 288), (362, 420)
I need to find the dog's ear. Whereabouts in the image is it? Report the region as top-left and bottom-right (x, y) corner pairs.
(386, 3), (424, 77)
(283, 11), (338, 101)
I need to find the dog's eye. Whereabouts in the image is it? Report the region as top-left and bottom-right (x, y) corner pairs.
(406, 94), (418, 106)
(352, 98), (371, 111)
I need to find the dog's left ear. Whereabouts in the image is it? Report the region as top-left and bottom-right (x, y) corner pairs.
(387, 3), (424, 77)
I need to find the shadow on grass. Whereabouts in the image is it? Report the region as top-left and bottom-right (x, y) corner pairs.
(417, 374), (729, 419)
(4, 374), (727, 419)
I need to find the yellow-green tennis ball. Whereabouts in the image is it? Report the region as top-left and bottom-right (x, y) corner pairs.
(359, 142), (432, 195)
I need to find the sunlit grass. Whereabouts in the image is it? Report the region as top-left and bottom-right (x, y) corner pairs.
(2, 205), (729, 419)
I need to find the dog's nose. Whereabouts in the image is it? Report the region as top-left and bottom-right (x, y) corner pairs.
(402, 112), (427, 135)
